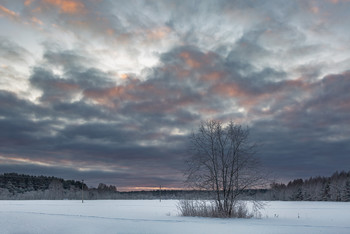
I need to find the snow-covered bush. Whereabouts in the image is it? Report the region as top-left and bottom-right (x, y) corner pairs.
(177, 200), (254, 218)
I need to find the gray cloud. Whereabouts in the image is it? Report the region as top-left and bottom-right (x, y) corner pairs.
(0, 37), (31, 63)
(1, 0), (350, 189)
(4, 41), (350, 186)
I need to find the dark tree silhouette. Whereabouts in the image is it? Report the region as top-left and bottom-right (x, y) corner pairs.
(185, 120), (264, 217)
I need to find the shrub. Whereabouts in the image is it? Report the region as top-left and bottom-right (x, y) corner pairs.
(177, 200), (254, 218)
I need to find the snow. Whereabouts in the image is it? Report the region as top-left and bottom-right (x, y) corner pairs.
(0, 200), (350, 234)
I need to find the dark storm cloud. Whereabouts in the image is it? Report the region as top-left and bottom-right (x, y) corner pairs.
(4, 41), (349, 187)
(0, 45), (215, 187)
(0, 90), (62, 160)
(271, 70), (350, 131)
(0, 94), (186, 187)
(1, 0), (350, 189)
(251, 70), (350, 180)
(0, 46), (199, 187)
(252, 121), (350, 181)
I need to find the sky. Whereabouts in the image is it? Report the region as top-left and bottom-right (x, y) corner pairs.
(0, 0), (350, 191)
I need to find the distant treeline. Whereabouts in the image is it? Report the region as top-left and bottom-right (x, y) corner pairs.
(1, 171), (350, 201)
(0, 173), (86, 192)
(269, 171), (350, 202)
(0, 172), (268, 200)
(0, 173), (117, 200)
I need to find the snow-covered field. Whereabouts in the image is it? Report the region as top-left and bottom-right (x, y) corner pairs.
(0, 200), (349, 234)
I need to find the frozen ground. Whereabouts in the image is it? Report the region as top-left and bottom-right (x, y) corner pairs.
(0, 200), (349, 234)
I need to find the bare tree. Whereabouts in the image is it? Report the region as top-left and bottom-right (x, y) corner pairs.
(185, 120), (264, 217)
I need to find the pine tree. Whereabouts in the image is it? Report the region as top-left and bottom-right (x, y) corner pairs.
(26, 179), (34, 192)
(322, 181), (331, 201)
(293, 187), (304, 201)
(342, 180), (350, 202)
(5, 181), (16, 194)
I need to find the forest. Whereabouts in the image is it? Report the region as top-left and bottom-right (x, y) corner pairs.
(0, 173), (116, 200)
(0, 171), (349, 201)
(270, 171), (350, 202)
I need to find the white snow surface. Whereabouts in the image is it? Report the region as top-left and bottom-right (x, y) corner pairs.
(0, 200), (349, 234)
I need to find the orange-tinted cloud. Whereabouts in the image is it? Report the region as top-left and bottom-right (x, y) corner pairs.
(178, 50), (220, 72)
(119, 186), (185, 192)
(106, 28), (115, 36)
(54, 82), (79, 92)
(201, 71), (225, 81)
(310, 6), (319, 14)
(83, 82), (138, 108)
(83, 82), (175, 110)
(179, 51), (202, 69)
(212, 83), (247, 98)
(112, 26), (172, 45)
(0, 5), (20, 21)
(42, 0), (85, 14)
(145, 26), (171, 41)
(24, 0), (34, 6)
(212, 82), (264, 109)
(83, 74), (198, 113)
(211, 76), (314, 113)
(119, 73), (129, 79)
(84, 87), (122, 108)
(0, 4), (46, 27)
(327, 0), (350, 3)
(30, 16), (43, 25)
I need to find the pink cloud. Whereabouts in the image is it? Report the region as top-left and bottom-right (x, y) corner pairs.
(37, 0), (86, 14)
(0, 5), (20, 21)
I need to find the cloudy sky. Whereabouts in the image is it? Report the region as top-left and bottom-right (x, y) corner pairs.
(1, 0), (350, 190)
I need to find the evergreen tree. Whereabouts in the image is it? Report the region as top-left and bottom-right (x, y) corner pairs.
(5, 181), (16, 194)
(322, 181), (331, 201)
(342, 180), (350, 202)
(292, 187), (304, 201)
